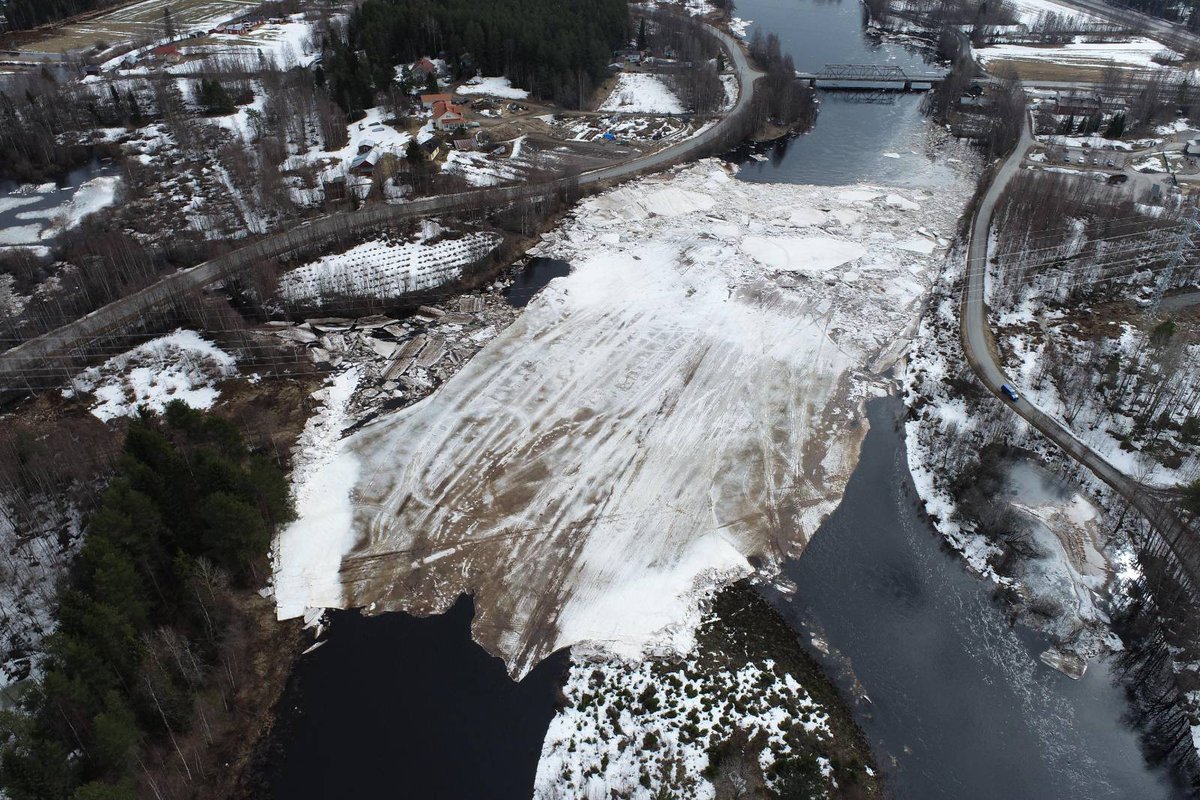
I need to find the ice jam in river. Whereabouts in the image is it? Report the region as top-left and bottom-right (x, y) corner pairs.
(273, 159), (974, 678)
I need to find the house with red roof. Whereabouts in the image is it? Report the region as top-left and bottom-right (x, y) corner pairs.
(420, 93), (452, 111)
(432, 100), (467, 131)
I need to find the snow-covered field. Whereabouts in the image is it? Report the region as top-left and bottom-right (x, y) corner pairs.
(442, 150), (526, 187)
(456, 76), (529, 100)
(63, 329), (238, 422)
(978, 36), (1176, 71)
(599, 73), (685, 114)
(273, 159), (973, 677)
(26, 0), (262, 55)
(277, 226), (502, 304)
(195, 17), (318, 68)
(1004, 0), (1103, 25)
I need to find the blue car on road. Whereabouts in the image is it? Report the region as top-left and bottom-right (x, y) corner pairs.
(1000, 383), (1019, 402)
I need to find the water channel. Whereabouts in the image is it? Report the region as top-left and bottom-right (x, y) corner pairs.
(0, 160), (117, 248)
(266, 0), (1182, 795)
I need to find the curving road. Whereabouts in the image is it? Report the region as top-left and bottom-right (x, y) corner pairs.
(0, 22), (761, 391)
(961, 112), (1200, 586)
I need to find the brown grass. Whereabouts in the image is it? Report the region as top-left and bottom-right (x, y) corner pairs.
(13, 0), (261, 55)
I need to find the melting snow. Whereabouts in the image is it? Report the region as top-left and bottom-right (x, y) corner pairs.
(277, 230), (502, 303)
(456, 76), (529, 99)
(599, 73), (685, 114)
(63, 329), (237, 421)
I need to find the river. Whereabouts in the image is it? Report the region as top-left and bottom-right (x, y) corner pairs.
(263, 597), (569, 798)
(731, 0), (1178, 794)
(264, 0), (1180, 796)
(769, 397), (1177, 799)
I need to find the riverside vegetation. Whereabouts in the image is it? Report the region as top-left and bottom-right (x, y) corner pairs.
(0, 402), (294, 800)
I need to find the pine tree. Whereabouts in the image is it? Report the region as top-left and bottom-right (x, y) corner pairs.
(162, 6), (176, 40)
(198, 78), (235, 115)
(1104, 112), (1126, 140)
(125, 90), (143, 126)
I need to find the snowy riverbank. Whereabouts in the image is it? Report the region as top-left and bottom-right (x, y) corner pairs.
(903, 240), (1141, 675)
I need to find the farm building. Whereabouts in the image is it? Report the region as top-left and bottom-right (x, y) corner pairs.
(151, 44), (181, 63)
(350, 149), (381, 176)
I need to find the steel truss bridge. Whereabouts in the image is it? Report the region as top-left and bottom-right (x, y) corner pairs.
(795, 64), (949, 91)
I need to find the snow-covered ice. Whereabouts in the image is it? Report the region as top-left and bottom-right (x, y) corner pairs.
(273, 161), (971, 677)
(0, 176), (120, 245)
(273, 369), (363, 618)
(740, 235), (866, 272)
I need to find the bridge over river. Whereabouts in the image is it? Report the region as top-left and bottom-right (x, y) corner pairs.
(796, 63), (950, 91)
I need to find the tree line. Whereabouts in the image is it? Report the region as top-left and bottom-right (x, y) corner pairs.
(747, 30), (816, 132)
(329, 0), (631, 111)
(0, 403), (293, 800)
(1, 0), (117, 31)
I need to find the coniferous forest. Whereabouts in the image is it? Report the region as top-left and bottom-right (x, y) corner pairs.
(2, 0), (116, 30)
(339, 0), (631, 109)
(0, 403), (293, 800)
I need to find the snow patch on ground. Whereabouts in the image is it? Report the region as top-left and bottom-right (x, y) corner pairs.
(63, 330), (237, 422)
(442, 150), (524, 187)
(0, 498), (83, 689)
(277, 230), (502, 304)
(599, 73), (685, 114)
(536, 653), (833, 798)
(283, 106), (412, 188)
(457, 75), (529, 99)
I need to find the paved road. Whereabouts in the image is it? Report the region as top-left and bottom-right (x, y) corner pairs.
(961, 112), (1200, 586)
(0, 23), (760, 390)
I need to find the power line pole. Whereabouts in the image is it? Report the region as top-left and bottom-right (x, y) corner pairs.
(1153, 205), (1200, 312)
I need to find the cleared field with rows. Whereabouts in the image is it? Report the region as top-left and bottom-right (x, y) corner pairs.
(17, 0), (260, 55)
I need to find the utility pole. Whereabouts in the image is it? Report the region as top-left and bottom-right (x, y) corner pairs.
(1152, 205), (1200, 312)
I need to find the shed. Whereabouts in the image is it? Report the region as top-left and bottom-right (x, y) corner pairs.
(349, 149), (380, 176)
